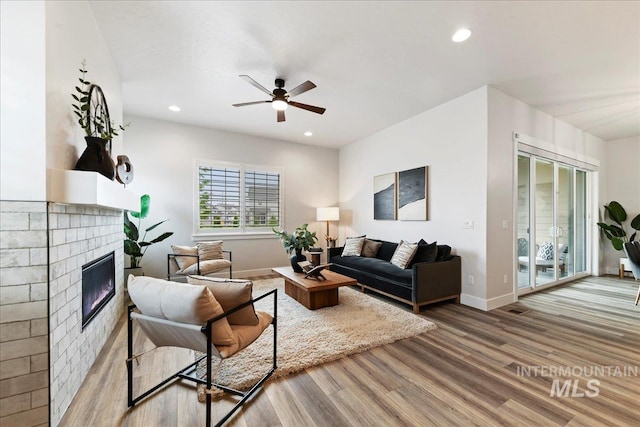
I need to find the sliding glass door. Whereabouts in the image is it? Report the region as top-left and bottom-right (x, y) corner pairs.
(517, 154), (589, 292)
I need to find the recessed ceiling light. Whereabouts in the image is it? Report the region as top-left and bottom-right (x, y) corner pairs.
(452, 28), (472, 42)
(168, 105), (181, 112)
(304, 131), (313, 137)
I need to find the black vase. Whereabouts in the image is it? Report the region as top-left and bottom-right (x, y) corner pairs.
(75, 136), (115, 180)
(290, 250), (307, 273)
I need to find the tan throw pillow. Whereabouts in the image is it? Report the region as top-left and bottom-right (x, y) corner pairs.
(127, 275), (236, 346)
(171, 245), (198, 270)
(187, 276), (259, 326)
(390, 240), (418, 269)
(361, 239), (382, 258)
(197, 241), (224, 260)
(180, 259), (232, 276)
(342, 236), (365, 256)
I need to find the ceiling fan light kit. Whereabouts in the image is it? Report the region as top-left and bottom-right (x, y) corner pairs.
(233, 75), (326, 122)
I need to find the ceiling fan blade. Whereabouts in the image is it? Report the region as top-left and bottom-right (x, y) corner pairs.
(239, 75), (273, 97)
(277, 110), (286, 122)
(232, 100), (271, 107)
(288, 101), (326, 115)
(286, 80), (316, 97)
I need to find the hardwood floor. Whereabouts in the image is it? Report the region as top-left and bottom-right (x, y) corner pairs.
(60, 275), (640, 426)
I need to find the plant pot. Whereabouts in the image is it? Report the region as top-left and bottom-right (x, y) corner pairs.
(290, 251), (307, 273)
(75, 136), (115, 180)
(124, 267), (144, 290)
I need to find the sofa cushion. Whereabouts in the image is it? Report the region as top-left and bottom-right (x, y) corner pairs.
(408, 239), (437, 267)
(361, 239), (382, 258)
(330, 255), (412, 285)
(390, 240), (418, 269)
(342, 235), (366, 256)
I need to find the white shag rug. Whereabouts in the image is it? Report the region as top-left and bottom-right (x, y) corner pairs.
(197, 278), (437, 400)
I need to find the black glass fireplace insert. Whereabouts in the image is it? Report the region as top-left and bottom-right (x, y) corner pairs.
(81, 251), (115, 329)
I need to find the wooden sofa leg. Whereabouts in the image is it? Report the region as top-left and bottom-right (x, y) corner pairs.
(454, 296), (460, 304)
(413, 303), (420, 314)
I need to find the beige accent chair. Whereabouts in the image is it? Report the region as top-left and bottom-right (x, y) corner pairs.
(168, 241), (232, 281)
(126, 275), (276, 427)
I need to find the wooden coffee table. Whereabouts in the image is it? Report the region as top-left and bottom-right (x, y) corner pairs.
(272, 266), (357, 310)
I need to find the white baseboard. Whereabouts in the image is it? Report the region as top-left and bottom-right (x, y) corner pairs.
(460, 292), (516, 311)
(460, 294), (487, 311)
(487, 292), (516, 310)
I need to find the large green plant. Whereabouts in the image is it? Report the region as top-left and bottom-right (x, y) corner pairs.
(596, 201), (640, 251)
(124, 194), (173, 268)
(273, 224), (318, 254)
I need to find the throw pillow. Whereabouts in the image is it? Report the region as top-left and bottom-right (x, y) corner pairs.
(436, 245), (452, 261)
(517, 238), (529, 256)
(127, 275), (236, 346)
(187, 276), (259, 326)
(390, 240), (418, 269)
(197, 241), (224, 261)
(361, 239), (382, 258)
(537, 242), (554, 260)
(342, 236), (366, 257)
(408, 239), (437, 266)
(171, 245), (198, 270)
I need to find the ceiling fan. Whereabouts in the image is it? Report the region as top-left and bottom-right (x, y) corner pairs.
(232, 75), (326, 122)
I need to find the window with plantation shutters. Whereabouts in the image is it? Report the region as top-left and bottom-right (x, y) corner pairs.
(195, 160), (282, 235)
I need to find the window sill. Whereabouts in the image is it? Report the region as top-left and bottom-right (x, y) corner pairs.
(192, 232), (277, 241)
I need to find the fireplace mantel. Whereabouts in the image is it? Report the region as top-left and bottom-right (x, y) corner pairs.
(47, 169), (139, 211)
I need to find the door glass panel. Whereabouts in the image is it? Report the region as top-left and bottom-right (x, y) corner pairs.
(575, 170), (587, 272)
(557, 165), (573, 278)
(517, 155), (531, 289)
(535, 160), (554, 286)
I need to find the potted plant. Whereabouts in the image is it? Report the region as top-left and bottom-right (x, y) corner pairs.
(597, 201), (640, 277)
(72, 60), (129, 180)
(124, 194), (173, 275)
(273, 224), (318, 272)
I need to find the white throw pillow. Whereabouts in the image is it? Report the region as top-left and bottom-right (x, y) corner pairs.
(390, 240), (418, 269)
(342, 236), (366, 256)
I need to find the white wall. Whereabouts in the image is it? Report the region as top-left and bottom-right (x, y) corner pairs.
(123, 115), (339, 278)
(487, 86), (608, 304)
(0, 1), (46, 201)
(339, 87), (489, 305)
(603, 136), (640, 274)
(45, 0), (124, 172)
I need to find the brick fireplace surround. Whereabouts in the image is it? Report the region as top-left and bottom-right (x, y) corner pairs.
(1, 200), (125, 426)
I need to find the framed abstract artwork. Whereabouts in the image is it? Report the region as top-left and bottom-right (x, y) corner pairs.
(373, 172), (397, 220)
(397, 166), (428, 220)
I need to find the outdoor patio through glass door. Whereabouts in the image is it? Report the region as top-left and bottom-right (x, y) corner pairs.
(517, 154), (588, 291)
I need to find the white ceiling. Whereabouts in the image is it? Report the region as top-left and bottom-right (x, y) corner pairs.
(90, 1), (640, 149)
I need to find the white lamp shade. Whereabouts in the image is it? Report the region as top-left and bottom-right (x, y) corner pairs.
(317, 207), (340, 221)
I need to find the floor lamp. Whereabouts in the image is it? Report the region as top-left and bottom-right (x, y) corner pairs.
(316, 207), (340, 255)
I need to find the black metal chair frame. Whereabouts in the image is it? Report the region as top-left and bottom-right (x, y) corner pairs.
(167, 250), (233, 281)
(623, 241), (640, 305)
(127, 288), (277, 427)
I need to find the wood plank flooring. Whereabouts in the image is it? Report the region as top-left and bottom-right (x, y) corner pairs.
(59, 275), (640, 426)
